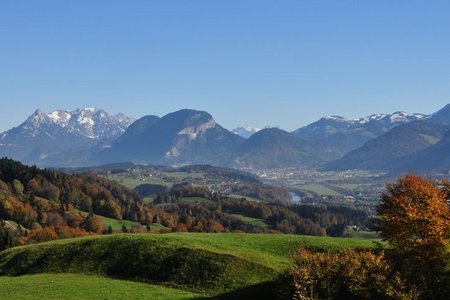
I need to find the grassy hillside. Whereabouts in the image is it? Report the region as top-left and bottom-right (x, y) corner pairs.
(0, 273), (201, 300)
(229, 214), (269, 228)
(0, 233), (378, 297)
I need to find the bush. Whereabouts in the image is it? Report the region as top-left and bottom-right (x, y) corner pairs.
(288, 248), (417, 299)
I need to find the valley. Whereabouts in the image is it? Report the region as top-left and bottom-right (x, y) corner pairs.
(2, 2), (449, 298)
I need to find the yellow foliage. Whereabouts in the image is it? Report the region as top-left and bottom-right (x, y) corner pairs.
(291, 248), (418, 299)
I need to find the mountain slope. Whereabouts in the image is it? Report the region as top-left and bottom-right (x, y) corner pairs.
(392, 129), (450, 172)
(294, 112), (428, 159)
(0, 108), (134, 166)
(48, 107), (134, 140)
(97, 109), (245, 166)
(424, 104), (450, 126)
(324, 122), (448, 171)
(0, 110), (89, 165)
(232, 128), (324, 169)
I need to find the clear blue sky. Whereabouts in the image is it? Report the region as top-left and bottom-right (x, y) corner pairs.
(1, 0), (450, 132)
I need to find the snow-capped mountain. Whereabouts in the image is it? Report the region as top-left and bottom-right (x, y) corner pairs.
(47, 108), (134, 140)
(231, 126), (261, 138)
(0, 108), (134, 166)
(1, 105), (448, 170)
(321, 111), (427, 126)
(293, 111), (429, 159)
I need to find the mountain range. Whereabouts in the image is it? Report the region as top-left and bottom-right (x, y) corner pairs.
(293, 111), (428, 158)
(1, 105), (450, 172)
(323, 104), (450, 172)
(0, 108), (134, 166)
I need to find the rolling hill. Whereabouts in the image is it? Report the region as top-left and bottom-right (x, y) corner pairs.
(0, 233), (377, 298)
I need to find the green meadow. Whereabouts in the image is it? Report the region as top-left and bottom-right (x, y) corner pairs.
(0, 273), (201, 300)
(0, 233), (380, 299)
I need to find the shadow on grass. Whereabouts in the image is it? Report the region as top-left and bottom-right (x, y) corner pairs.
(195, 280), (281, 300)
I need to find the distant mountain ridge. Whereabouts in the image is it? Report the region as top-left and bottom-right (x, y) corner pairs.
(1, 105), (450, 171)
(96, 109), (245, 166)
(324, 121), (449, 171)
(294, 111), (428, 159)
(324, 104), (450, 172)
(232, 127), (325, 169)
(0, 108), (134, 166)
(47, 107), (134, 140)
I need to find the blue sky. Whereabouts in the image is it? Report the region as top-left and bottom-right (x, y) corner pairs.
(1, 0), (450, 132)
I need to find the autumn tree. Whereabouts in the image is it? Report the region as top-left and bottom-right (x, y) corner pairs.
(82, 214), (106, 234)
(25, 226), (59, 244)
(290, 248), (415, 300)
(377, 174), (450, 298)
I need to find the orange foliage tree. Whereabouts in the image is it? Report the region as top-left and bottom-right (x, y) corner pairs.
(378, 175), (450, 257)
(377, 174), (450, 298)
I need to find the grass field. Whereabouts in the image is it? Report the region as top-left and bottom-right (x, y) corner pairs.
(297, 183), (342, 196)
(0, 273), (201, 300)
(74, 209), (137, 231)
(333, 183), (375, 189)
(143, 197), (155, 204)
(345, 231), (381, 239)
(74, 209), (167, 231)
(230, 214), (269, 228)
(0, 233), (380, 298)
(160, 172), (206, 181)
(181, 196), (211, 204)
(107, 175), (173, 189)
(228, 194), (262, 202)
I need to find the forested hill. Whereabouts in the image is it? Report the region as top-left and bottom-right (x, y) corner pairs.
(0, 158), (370, 251)
(0, 157), (145, 219)
(0, 157), (150, 247)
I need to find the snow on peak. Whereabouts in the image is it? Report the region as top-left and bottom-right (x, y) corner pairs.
(323, 115), (349, 122)
(48, 110), (72, 127)
(389, 111), (409, 122)
(368, 113), (387, 121)
(232, 126), (262, 138)
(27, 109), (52, 127)
(30, 107), (135, 140)
(321, 111), (426, 125)
(389, 111), (428, 123)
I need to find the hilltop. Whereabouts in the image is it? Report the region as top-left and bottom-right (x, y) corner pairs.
(0, 233), (377, 298)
